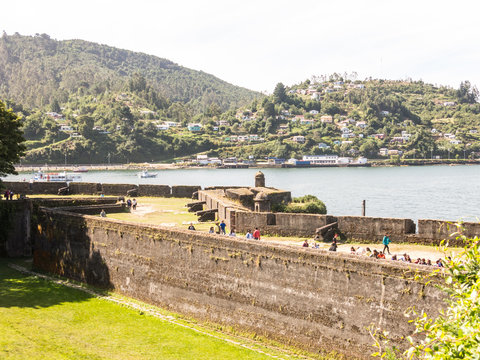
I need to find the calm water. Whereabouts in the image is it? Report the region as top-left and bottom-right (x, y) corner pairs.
(3, 165), (480, 222)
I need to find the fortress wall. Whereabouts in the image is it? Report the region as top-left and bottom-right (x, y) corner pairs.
(138, 184), (171, 197)
(235, 211), (334, 236)
(32, 208), (446, 359)
(171, 185), (201, 198)
(336, 216), (416, 242)
(0, 200), (32, 257)
(101, 183), (138, 196)
(2, 181), (68, 195)
(418, 219), (480, 241)
(68, 182), (102, 195)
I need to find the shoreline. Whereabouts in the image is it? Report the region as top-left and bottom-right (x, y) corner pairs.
(13, 159), (480, 172)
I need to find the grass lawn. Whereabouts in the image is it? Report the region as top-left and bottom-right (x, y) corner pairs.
(0, 259), (317, 360)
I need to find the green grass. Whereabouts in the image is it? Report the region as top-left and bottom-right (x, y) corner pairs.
(0, 259), (289, 360)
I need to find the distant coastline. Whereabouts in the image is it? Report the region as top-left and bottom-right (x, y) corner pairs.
(12, 159), (480, 173)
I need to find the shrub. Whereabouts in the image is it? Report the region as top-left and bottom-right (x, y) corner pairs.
(272, 195), (327, 214)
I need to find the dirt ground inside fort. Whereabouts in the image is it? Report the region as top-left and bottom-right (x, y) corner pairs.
(104, 196), (462, 264)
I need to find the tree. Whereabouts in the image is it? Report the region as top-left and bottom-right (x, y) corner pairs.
(273, 82), (287, 104)
(0, 100), (26, 176)
(456, 81), (479, 104)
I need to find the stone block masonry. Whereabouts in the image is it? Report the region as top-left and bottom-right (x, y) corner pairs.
(33, 208), (446, 359)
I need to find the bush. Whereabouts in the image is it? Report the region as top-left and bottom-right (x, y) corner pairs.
(272, 195), (327, 214)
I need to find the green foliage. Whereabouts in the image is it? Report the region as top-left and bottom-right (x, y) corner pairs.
(0, 99), (25, 176)
(273, 195), (327, 214)
(406, 233), (480, 359)
(0, 33), (260, 112)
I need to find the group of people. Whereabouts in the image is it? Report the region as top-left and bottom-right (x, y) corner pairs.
(126, 198), (137, 211)
(188, 220), (261, 240)
(3, 189), (15, 200)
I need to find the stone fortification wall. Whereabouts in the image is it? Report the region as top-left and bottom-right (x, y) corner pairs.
(54, 203), (125, 215)
(235, 211), (336, 236)
(2, 182), (201, 198)
(2, 181), (68, 194)
(32, 208), (445, 359)
(68, 182), (102, 195)
(31, 197), (118, 208)
(0, 200), (32, 257)
(416, 219), (480, 247)
(101, 183), (138, 196)
(234, 212), (417, 239)
(336, 216), (416, 242)
(138, 184), (171, 197)
(171, 185), (201, 198)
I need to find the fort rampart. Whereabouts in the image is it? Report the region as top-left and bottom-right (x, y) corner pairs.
(32, 206), (446, 359)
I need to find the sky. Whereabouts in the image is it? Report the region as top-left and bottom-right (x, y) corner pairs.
(2, 0), (480, 93)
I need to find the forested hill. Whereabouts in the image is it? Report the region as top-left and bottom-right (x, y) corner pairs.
(0, 33), (260, 111)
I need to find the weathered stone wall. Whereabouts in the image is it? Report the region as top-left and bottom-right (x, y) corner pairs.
(235, 211), (337, 236)
(0, 200), (32, 257)
(55, 203), (125, 215)
(102, 183), (138, 196)
(2, 181), (68, 195)
(171, 185), (201, 198)
(32, 208), (446, 359)
(138, 184), (171, 197)
(68, 182), (102, 195)
(418, 219), (480, 240)
(336, 216), (416, 242)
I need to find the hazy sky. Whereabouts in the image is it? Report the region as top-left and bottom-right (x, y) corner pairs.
(2, 0), (479, 93)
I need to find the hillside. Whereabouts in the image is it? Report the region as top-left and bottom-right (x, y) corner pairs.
(0, 33), (260, 112)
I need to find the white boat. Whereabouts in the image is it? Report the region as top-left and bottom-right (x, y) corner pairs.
(138, 170), (157, 178)
(33, 171), (82, 182)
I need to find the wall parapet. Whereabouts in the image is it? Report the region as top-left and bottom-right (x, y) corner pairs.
(32, 207), (446, 359)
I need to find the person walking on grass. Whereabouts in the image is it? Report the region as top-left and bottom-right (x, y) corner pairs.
(382, 233), (391, 255)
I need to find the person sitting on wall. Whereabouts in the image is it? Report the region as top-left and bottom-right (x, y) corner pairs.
(9, 190), (14, 200)
(371, 249), (379, 258)
(365, 247), (372, 257)
(356, 247), (366, 255)
(253, 227), (261, 240)
(229, 228), (236, 237)
(377, 251), (386, 259)
(100, 209), (107, 218)
(188, 223), (196, 230)
(436, 259), (444, 267)
(209, 226), (215, 234)
(132, 198), (137, 210)
(350, 246), (356, 254)
(126, 199), (132, 210)
(313, 242), (319, 249)
(219, 220), (226, 235)
(302, 240), (309, 247)
(245, 230), (253, 239)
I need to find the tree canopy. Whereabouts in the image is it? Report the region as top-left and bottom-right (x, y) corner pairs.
(0, 100), (25, 176)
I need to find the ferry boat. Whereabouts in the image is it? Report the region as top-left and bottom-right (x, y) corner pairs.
(138, 170), (157, 178)
(33, 171), (82, 182)
(73, 166), (89, 173)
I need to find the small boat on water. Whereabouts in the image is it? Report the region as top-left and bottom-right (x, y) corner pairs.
(33, 171), (82, 182)
(73, 167), (89, 173)
(138, 170), (157, 178)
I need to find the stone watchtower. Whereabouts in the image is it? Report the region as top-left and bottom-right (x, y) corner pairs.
(255, 171), (265, 188)
(254, 191), (270, 212)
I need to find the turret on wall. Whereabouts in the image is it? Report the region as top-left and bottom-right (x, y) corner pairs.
(255, 171), (265, 187)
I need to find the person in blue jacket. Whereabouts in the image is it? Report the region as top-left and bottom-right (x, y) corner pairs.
(382, 233), (391, 255)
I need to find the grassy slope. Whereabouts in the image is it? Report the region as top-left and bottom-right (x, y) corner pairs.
(0, 260), (291, 360)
